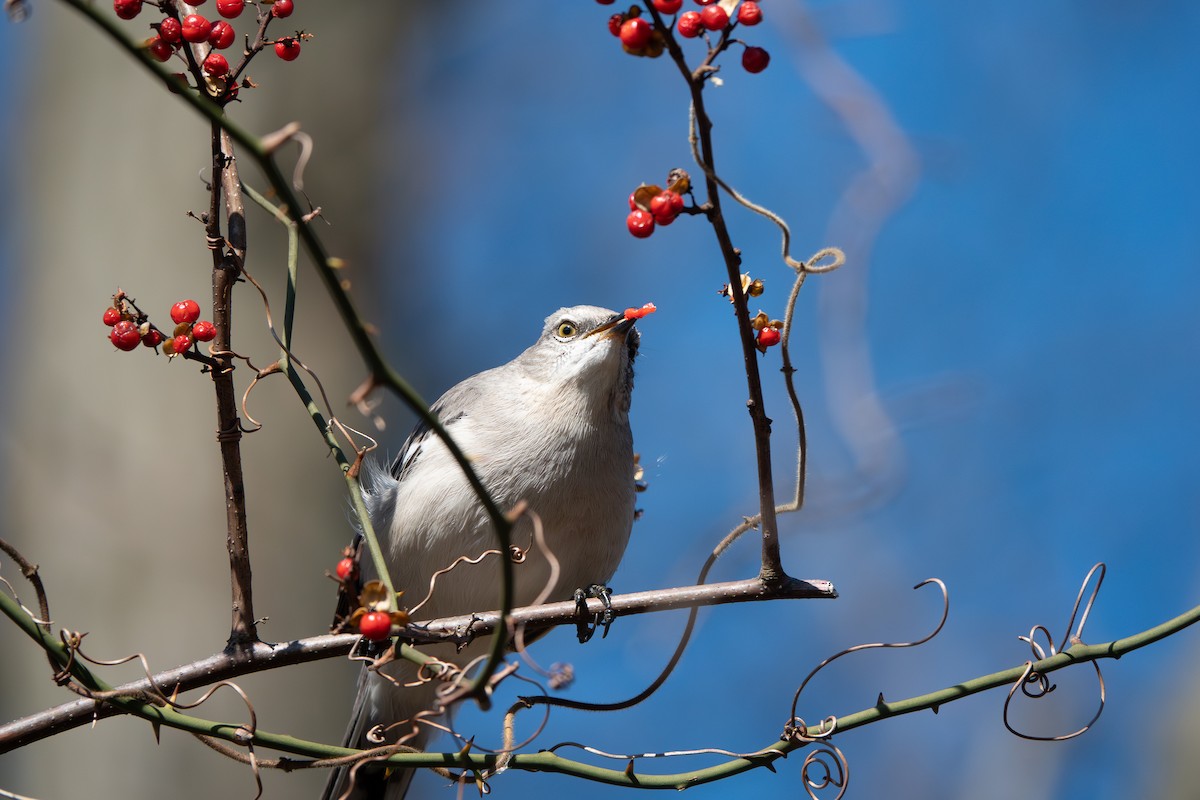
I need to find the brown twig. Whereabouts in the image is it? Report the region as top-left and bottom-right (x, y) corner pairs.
(646, 3), (786, 585)
(209, 122), (256, 646)
(0, 538), (50, 630)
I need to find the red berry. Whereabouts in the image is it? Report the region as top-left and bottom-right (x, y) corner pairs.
(147, 36), (173, 61)
(742, 45), (770, 73)
(648, 195), (672, 223)
(737, 1), (762, 25)
(113, 0), (142, 20)
(110, 320), (141, 351)
(192, 320), (217, 342)
(170, 299), (201, 325)
(202, 52), (229, 76)
(619, 17), (653, 50)
(275, 38), (301, 61)
(158, 17), (182, 43)
(677, 11), (702, 37)
(270, 0), (293, 18)
(699, 4), (728, 30)
(653, 0), (683, 12)
(649, 190), (684, 224)
(141, 328), (165, 348)
(181, 14), (212, 43)
(172, 333), (193, 354)
(757, 327), (781, 350)
(216, 0), (244, 18)
(607, 13), (623, 37)
(335, 558), (355, 581)
(595, 0), (616, 4)
(694, 0), (716, 5)
(102, 307), (123, 327)
(627, 209), (656, 239)
(624, 303), (657, 320)
(208, 20), (235, 49)
(358, 611), (392, 641)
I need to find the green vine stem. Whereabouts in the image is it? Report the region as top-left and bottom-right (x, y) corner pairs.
(237, 180), (397, 605)
(4, 578), (1196, 786)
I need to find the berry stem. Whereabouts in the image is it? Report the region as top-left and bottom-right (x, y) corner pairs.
(227, 3), (279, 86)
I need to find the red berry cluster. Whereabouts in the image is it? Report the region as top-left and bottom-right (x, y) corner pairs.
(103, 292), (164, 351)
(679, 1), (770, 73)
(111, 0), (306, 104)
(604, 6), (665, 58)
(102, 292), (217, 358)
(626, 169), (692, 239)
(165, 299), (219, 356)
(600, 0), (770, 74)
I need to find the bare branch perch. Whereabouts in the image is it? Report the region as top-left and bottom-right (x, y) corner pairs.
(0, 577), (835, 750)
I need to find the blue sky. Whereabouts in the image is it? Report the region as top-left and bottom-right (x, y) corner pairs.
(376, 6), (1200, 798)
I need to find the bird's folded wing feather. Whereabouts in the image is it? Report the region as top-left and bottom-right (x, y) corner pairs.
(389, 381), (484, 480)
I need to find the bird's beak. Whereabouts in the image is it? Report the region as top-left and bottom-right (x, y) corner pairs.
(586, 313), (636, 339)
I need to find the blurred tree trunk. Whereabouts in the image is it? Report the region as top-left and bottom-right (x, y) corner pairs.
(0, 4), (417, 798)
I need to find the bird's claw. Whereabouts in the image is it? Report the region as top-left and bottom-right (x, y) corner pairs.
(574, 584), (615, 644)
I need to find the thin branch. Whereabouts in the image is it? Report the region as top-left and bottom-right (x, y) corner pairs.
(645, 2), (786, 585)
(208, 123), (258, 646)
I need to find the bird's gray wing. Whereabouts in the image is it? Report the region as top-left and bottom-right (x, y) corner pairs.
(389, 379), (484, 481)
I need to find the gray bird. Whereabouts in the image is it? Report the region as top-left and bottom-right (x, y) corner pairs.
(324, 305), (642, 800)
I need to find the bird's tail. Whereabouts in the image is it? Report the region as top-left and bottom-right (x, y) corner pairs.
(319, 664), (430, 800)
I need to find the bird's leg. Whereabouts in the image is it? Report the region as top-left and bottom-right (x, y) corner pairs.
(573, 584), (614, 643)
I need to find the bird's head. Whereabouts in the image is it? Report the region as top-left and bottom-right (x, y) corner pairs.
(518, 305), (642, 415)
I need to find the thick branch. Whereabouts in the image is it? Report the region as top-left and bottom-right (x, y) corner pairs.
(5, 588), (1195, 787)
(0, 577), (834, 750)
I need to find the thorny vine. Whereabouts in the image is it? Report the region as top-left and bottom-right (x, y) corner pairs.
(5, 546), (1197, 795)
(3, 1), (1198, 799)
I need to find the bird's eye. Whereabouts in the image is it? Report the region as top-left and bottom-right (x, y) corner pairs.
(556, 322), (578, 338)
